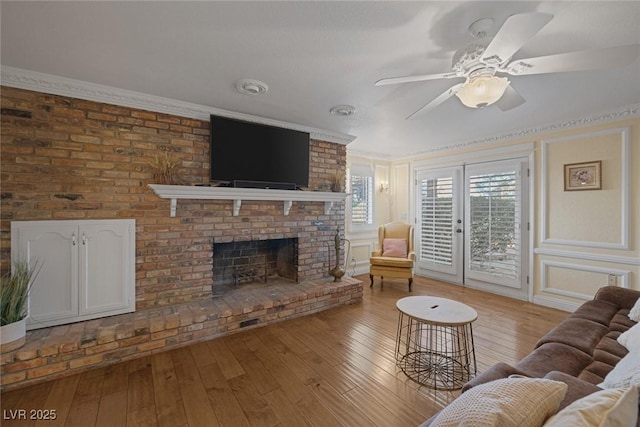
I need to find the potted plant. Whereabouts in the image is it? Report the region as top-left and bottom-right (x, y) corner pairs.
(1, 260), (40, 351)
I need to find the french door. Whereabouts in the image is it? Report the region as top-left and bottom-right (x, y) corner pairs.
(415, 158), (529, 299)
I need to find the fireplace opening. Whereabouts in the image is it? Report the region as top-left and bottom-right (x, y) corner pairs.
(212, 238), (298, 294)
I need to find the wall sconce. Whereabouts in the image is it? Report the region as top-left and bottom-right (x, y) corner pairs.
(379, 181), (389, 193)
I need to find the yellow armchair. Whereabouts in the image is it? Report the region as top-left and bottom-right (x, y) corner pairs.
(369, 221), (415, 291)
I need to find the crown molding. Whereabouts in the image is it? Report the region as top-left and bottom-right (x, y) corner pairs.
(348, 103), (640, 160)
(0, 66), (356, 145)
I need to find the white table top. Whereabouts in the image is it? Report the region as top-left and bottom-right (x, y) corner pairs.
(396, 296), (478, 326)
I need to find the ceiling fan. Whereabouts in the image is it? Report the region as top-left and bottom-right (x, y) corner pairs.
(375, 12), (640, 118)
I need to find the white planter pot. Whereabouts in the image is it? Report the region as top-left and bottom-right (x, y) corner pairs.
(0, 318), (26, 352)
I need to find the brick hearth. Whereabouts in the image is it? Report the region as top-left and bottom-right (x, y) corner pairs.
(1, 277), (362, 391)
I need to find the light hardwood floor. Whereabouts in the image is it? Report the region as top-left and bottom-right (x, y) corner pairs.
(1, 276), (568, 427)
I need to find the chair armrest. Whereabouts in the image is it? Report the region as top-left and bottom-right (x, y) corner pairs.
(408, 251), (416, 261)
(371, 250), (382, 257)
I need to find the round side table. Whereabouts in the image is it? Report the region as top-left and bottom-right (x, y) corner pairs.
(395, 296), (477, 390)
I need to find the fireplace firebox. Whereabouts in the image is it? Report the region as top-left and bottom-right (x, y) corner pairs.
(212, 238), (298, 293)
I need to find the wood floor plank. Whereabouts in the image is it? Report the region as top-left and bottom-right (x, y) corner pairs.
(63, 369), (104, 427)
(95, 389), (127, 427)
(223, 334), (280, 395)
(34, 373), (80, 427)
(304, 376), (372, 427)
(227, 374), (280, 427)
(207, 338), (245, 380)
(262, 387), (313, 427)
(127, 357), (155, 414)
(151, 351), (188, 427)
(195, 348), (251, 427)
(1, 381), (53, 427)
(170, 347), (219, 427)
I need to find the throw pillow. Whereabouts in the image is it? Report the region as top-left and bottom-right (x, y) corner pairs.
(617, 321), (640, 351)
(382, 238), (407, 258)
(543, 386), (638, 427)
(599, 350), (640, 389)
(629, 298), (640, 322)
(429, 378), (567, 427)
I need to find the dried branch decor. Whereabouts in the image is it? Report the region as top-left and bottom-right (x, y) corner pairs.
(149, 151), (184, 185)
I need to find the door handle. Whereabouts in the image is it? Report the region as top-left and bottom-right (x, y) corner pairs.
(456, 229), (463, 233)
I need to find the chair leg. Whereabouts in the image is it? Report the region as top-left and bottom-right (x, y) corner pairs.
(408, 278), (413, 292)
(369, 274), (374, 287)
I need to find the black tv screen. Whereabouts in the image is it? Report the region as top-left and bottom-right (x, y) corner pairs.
(210, 115), (310, 188)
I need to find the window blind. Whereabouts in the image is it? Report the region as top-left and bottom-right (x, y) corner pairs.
(419, 177), (454, 266)
(351, 175), (373, 225)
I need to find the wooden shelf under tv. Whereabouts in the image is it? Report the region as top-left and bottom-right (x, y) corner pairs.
(148, 184), (349, 217)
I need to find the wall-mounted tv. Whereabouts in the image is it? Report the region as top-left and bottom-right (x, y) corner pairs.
(209, 115), (310, 189)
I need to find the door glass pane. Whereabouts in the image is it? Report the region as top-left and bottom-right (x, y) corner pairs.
(468, 170), (519, 280)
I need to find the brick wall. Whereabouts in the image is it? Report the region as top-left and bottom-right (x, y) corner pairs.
(0, 86), (347, 309)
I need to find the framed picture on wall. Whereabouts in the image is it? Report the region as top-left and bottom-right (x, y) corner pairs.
(564, 160), (602, 191)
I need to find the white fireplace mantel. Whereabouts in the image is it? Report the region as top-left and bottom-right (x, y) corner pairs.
(148, 184), (349, 217)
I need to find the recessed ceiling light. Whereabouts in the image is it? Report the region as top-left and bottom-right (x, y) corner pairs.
(235, 79), (269, 95)
(330, 105), (356, 117)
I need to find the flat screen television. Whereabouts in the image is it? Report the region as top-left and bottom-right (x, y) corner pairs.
(209, 115), (310, 189)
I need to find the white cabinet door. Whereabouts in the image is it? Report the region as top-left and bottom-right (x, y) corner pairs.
(11, 220), (135, 329)
(11, 222), (79, 327)
(79, 221), (135, 316)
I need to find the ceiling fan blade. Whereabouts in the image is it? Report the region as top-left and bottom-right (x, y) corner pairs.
(505, 44), (640, 76)
(406, 83), (464, 119)
(494, 85), (525, 111)
(375, 72), (459, 86)
(482, 12), (553, 66)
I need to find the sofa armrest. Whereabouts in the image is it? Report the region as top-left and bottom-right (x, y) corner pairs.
(595, 286), (640, 310)
(371, 250), (382, 257)
(460, 362), (529, 393)
(408, 251), (416, 261)
(543, 371), (602, 410)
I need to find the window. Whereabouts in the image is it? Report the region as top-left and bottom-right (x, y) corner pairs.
(349, 165), (374, 228)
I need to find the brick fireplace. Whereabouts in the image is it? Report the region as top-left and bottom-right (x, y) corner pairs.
(0, 86), (349, 309)
(0, 86), (364, 391)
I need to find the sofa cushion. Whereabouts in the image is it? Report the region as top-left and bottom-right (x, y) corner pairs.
(618, 322), (640, 351)
(429, 377), (567, 427)
(629, 297), (640, 321)
(537, 318), (609, 355)
(569, 299), (620, 326)
(543, 371), (603, 411)
(516, 342), (593, 378)
(600, 350), (640, 389)
(543, 386), (638, 427)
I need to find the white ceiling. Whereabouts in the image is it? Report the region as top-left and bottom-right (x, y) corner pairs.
(2, 1), (639, 159)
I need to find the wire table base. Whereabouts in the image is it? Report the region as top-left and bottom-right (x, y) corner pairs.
(395, 297), (477, 390)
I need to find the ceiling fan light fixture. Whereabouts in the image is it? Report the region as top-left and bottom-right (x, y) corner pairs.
(455, 76), (510, 108)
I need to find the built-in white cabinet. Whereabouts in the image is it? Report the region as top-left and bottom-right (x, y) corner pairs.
(11, 219), (136, 330)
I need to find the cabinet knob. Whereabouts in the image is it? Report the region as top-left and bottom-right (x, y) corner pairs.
(72, 233), (76, 246)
